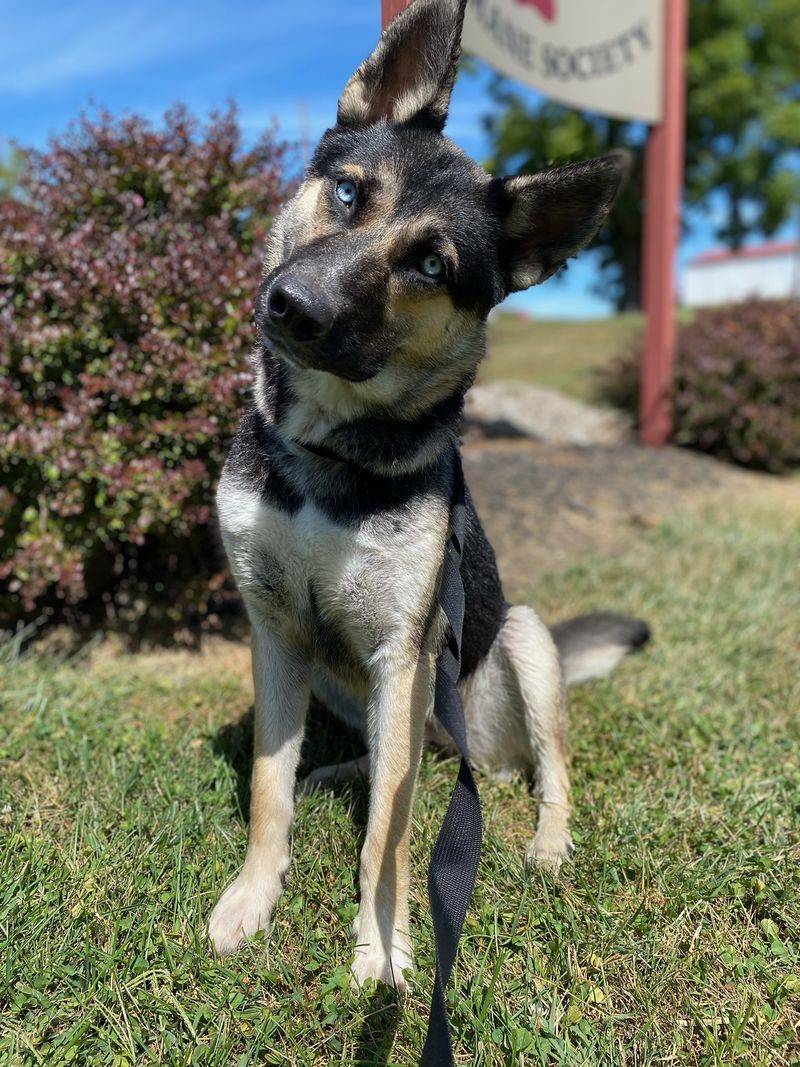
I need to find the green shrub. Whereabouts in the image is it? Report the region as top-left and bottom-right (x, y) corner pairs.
(598, 300), (800, 473)
(0, 107), (289, 639)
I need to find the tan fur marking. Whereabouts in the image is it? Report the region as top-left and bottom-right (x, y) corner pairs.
(293, 176), (324, 218)
(292, 176), (339, 252)
(263, 178), (326, 276)
(338, 74), (372, 126)
(385, 296), (483, 417)
(382, 215), (460, 270)
(352, 653), (434, 987)
(340, 163), (366, 184)
(391, 291), (459, 361)
(389, 286), (477, 372)
(248, 755), (292, 850)
(348, 163), (401, 228)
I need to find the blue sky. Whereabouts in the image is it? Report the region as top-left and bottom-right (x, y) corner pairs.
(1, 0), (777, 318)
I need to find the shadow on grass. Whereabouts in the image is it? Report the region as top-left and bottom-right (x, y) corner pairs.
(211, 697), (370, 825)
(353, 985), (402, 1066)
(213, 702), (403, 1063)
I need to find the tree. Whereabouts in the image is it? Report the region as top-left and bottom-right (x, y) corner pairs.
(482, 0), (800, 311)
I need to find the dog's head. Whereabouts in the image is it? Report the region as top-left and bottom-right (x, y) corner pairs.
(258, 0), (628, 403)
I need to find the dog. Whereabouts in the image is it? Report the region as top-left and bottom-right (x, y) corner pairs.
(208, 0), (649, 989)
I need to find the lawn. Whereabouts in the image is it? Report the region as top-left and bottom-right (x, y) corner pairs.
(2, 485), (799, 1065)
(480, 312), (644, 401)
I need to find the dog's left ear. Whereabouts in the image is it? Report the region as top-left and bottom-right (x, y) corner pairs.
(495, 151), (632, 292)
(337, 0), (467, 132)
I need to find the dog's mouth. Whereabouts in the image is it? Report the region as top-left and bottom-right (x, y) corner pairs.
(261, 333), (379, 384)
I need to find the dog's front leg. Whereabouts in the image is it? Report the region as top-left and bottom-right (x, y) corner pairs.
(351, 652), (433, 991)
(208, 626), (310, 956)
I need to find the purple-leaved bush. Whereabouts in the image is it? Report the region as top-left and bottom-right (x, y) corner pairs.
(599, 299), (800, 474)
(0, 106), (289, 638)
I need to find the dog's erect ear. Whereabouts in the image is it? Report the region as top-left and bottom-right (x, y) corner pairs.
(337, 0), (467, 132)
(496, 151), (631, 292)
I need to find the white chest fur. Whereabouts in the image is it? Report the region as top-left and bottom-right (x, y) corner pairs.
(216, 472), (448, 679)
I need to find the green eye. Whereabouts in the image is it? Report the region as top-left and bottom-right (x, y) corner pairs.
(420, 253), (444, 279)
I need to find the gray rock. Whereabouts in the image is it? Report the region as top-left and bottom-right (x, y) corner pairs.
(465, 381), (633, 447)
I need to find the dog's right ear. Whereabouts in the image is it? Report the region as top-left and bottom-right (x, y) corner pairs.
(337, 0), (467, 132)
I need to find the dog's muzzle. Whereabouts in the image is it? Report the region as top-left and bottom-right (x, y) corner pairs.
(259, 270), (390, 383)
(264, 276), (335, 344)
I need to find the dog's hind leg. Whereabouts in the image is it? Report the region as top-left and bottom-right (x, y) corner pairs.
(299, 670), (369, 794)
(208, 627), (310, 955)
(502, 606), (573, 870)
(459, 605), (572, 870)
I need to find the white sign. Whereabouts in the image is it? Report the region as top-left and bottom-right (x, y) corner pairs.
(462, 0), (664, 124)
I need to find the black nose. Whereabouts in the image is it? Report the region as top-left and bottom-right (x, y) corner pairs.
(265, 278), (334, 342)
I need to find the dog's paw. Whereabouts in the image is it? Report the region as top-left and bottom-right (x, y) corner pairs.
(525, 829), (574, 873)
(350, 909), (413, 992)
(298, 755), (370, 796)
(207, 872), (282, 956)
(350, 941), (413, 992)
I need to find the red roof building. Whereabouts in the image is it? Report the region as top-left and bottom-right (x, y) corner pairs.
(683, 240), (800, 307)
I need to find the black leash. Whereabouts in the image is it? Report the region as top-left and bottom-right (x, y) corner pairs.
(421, 450), (483, 1066)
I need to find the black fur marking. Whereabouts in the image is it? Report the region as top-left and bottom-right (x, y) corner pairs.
(250, 549), (287, 606)
(225, 407), (303, 514)
(308, 583), (367, 685)
(290, 446), (452, 526)
(261, 225), (398, 383)
(323, 390), (465, 471)
(551, 612), (652, 657)
(254, 347), (296, 426)
(254, 349), (463, 522)
(223, 390), (455, 526)
(459, 483), (508, 678)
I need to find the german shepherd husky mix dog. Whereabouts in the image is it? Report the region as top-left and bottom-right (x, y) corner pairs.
(209, 0), (649, 987)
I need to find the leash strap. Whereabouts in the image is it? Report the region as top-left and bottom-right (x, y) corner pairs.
(421, 451), (483, 1066)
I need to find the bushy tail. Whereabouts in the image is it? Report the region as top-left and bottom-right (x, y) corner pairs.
(551, 611), (651, 686)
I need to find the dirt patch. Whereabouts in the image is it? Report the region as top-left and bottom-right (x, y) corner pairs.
(25, 627), (251, 691)
(463, 438), (783, 600)
(87, 632), (252, 682)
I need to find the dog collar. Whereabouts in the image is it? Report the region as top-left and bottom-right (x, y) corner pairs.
(290, 438), (353, 466)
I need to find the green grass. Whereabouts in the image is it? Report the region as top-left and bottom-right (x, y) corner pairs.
(2, 490), (799, 1065)
(480, 312), (643, 401)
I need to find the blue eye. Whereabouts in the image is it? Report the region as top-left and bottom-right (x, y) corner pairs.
(420, 253), (445, 279)
(335, 179), (357, 206)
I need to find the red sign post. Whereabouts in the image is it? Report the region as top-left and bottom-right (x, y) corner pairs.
(639, 0), (688, 445)
(382, 0), (687, 448)
(382, 0), (409, 24)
